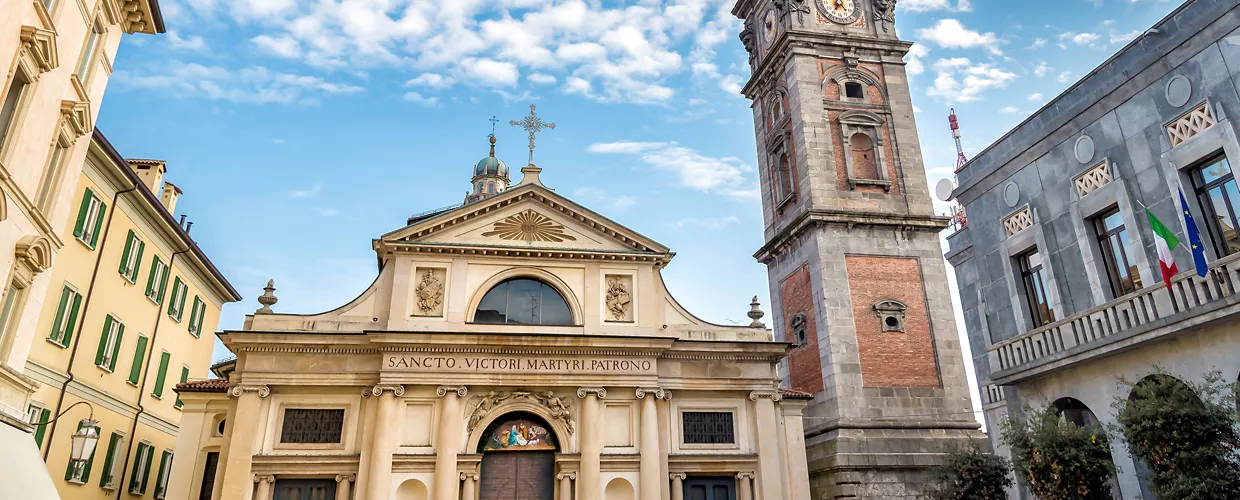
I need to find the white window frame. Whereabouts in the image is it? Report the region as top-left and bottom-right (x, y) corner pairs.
(153, 449), (173, 499)
(47, 284), (79, 347)
(76, 18), (104, 84)
(77, 194), (103, 247)
(121, 233), (142, 282)
(100, 430), (125, 490)
(24, 401), (43, 426)
(97, 314), (121, 371)
(147, 258), (167, 303)
(129, 441), (152, 494)
(168, 278), (186, 321)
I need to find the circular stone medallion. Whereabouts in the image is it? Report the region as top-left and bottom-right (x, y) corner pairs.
(1166, 75), (1192, 107)
(1074, 135), (1095, 165)
(1003, 182), (1020, 208)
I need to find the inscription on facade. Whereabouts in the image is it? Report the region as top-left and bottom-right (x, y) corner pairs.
(386, 355), (655, 374)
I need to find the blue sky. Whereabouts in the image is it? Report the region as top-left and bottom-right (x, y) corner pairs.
(97, 0), (1182, 395)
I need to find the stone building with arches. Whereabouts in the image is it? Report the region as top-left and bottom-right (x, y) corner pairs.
(166, 142), (813, 500)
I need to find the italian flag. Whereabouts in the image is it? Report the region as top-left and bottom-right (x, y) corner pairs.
(1147, 209), (1180, 289)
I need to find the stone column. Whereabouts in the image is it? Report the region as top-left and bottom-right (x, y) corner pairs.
(253, 475), (275, 500)
(636, 388), (668, 500)
(460, 472), (478, 500)
(669, 473), (686, 500)
(335, 474), (355, 500)
(364, 384), (405, 500)
(557, 472), (575, 500)
(750, 391), (786, 500)
(736, 472), (754, 500)
(576, 388), (606, 500)
(433, 386), (467, 500)
(218, 385), (270, 500)
(780, 401), (812, 500)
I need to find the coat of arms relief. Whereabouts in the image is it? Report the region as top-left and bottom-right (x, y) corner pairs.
(414, 268), (445, 316)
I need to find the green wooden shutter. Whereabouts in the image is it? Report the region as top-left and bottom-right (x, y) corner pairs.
(119, 230), (134, 275)
(80, 424), (98, 482)
(94, 316), (113, 366)
(99, 432), (119, 487)
(63, 421), (81, 480)
(128, 336), (148, 384)
(168, 278), (182, 317)
(48, 287), (69, 342)
(72, 189), (93, 238)
(157, 263), (169, 303)
(176, 282), (187, 321)
(130, 241), (144, 282)
(139, 443), (154, 493)
(154, 450), (172, 497)
(89, 200), (106, 248)
(109, 323), (124, 371)
(62, 291), (82, 347)
(33, 408), (49, 447)
(130, 443), (149, 493)
(175, 365), (188, 408)
(145, 257), (159, 298)
(153, 351), (170, 397)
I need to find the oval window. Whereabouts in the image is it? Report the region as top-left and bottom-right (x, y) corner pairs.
(474, 278), (574, 326)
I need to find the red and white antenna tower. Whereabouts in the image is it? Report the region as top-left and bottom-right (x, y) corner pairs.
(949, 108), (967, 172)
(946, 108), (968, 230)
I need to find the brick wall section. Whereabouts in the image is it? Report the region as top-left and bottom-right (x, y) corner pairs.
(781, 265), (824, 393)
(844, 256), (941, 387)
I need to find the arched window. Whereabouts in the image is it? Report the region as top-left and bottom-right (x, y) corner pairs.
(850, 132), (878, 179)
(1053, 397), (1098, 427)
(474, 278), (574, 326)
(776, 153), (793, 200)
(487, 181), (495, 194)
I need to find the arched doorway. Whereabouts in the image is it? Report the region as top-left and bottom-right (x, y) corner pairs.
(1126, 373), (1202, 500)
(1052, 397), (1120, 497)
(478, 412), (558, 500)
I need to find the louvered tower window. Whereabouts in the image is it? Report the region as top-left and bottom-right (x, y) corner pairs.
(682, 411), (735, 444)
(280, 409), (345, 444)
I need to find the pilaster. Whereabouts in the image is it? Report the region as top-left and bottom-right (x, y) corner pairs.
(575, 387), (606, 500)
(218, 385), (270, 500)
(432, 386), (467, 500)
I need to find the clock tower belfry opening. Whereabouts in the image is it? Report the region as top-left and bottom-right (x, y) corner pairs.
(733, 0), (988, 498)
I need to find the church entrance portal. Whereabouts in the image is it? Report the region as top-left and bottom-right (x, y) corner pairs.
(477, 412), (558, 500)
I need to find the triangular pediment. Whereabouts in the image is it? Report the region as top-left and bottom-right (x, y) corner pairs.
(381, 184), (670, 256)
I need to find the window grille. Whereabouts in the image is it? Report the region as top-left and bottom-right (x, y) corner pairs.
(682, 411), (734, 444)
(280, 409), (345, 444)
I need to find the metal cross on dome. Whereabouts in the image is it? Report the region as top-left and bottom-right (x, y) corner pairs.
(510, 104), (555, 165)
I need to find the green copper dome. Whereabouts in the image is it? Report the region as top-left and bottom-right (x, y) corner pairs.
(474, 156), (508, 178)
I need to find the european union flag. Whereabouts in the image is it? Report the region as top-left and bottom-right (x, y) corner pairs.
(1179, 188), (1209, 277)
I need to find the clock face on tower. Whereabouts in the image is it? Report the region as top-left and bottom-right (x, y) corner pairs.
(761, 8), (778, 49)
(815, 0), (861, 25)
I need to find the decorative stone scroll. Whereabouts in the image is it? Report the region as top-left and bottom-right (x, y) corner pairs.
(605, 275), (633, 321)
(481, 210), (577, 242)
(575, 387), (608, 399)
(436, 386), (468, 397)
(1002, 206), (1033, 237)
(13, 236), (52, 287)
(748, 390), (783, 402)
(369, 384), (406, 397)
(1167, 101), (1216, 148)
(635, 387), (671, 400)
(1073, 161), (1112, 198)
(465, 390), (575, 435)
(413, 268), (445, 316)
(229, 385), (270, 398)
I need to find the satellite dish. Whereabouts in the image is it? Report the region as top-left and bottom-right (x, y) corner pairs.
(935, 178), (955, 202)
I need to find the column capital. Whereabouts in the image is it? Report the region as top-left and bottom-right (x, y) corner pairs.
(576, 387), (607, 399)
(669, 472), (687, 480)
(635, 387), (671, 400)
(556, 472), (577, 481)
(335, 474), (356, 483)
(736, 471), (755, 480)
(437, 385), (468, 397)
(253, 474), (276, 483)
(748, 390), (782, 402)
(368, 384), (406, 397)
(231, 385), (270, 398)
(460, 472), (479, 481)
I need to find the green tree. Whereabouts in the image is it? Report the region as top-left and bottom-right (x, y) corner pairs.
(1112, 370), (1240, 500)
(927, 445), (1013, 500)
(1001, 405), (1116, 500)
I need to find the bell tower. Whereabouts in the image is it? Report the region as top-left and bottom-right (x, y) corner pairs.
(733, 0), (986, 497)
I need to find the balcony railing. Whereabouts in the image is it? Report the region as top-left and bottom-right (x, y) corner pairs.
(988, 252), (1240, 379)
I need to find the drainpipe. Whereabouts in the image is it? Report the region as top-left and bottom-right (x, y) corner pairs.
(114, 246), (188, 493)
(43, 183), (138, 461)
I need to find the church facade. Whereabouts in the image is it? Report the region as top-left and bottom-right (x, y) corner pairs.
(166, 132), (813, 500)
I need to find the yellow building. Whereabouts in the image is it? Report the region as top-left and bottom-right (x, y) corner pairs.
(0, 0), (165, 494)
(22, 130), (239, 499)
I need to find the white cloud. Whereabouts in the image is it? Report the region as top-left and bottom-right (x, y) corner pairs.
(900, 0), (972, 12)
(1058, 32), (1101, 49)
(291, 182), (322, 198)
(1110, 29), (1143, 44)
(405, 73), (454, 89)
(166, 31), (207, 51)
(564, 76), (592, 96)
(115, 62), (364, 105)
(1028, 38), (1048, 49)
(1034, 61), (1050, 77)
(905, 44), (929, 76)
(251, 34), (301, 58)
(1001, 106), (1020, 114)
(461, 58), (519, 87)
(916, 19), (1001, 55)
(528, 73), (557, 85)
(572, 187), (636, 212)
(403, 91), (438, 106)
(1057, 70), (1074, 83)
(925, 58), (1016, 103)
(674, 216), (741, 230)
(1028, 93), (1043, 101)
(587, 141), (757, 200)
(718, 75), (743, 95)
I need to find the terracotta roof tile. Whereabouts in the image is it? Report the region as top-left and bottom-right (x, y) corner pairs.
(779, 388), (814, 400)
(175, 379), (229, 393)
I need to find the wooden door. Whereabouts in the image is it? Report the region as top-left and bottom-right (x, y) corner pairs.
(197, 452), (218, 500)
(274, 479), (336, 500)
(479, 451), (556, 500)
(683, 477), (736, 500)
